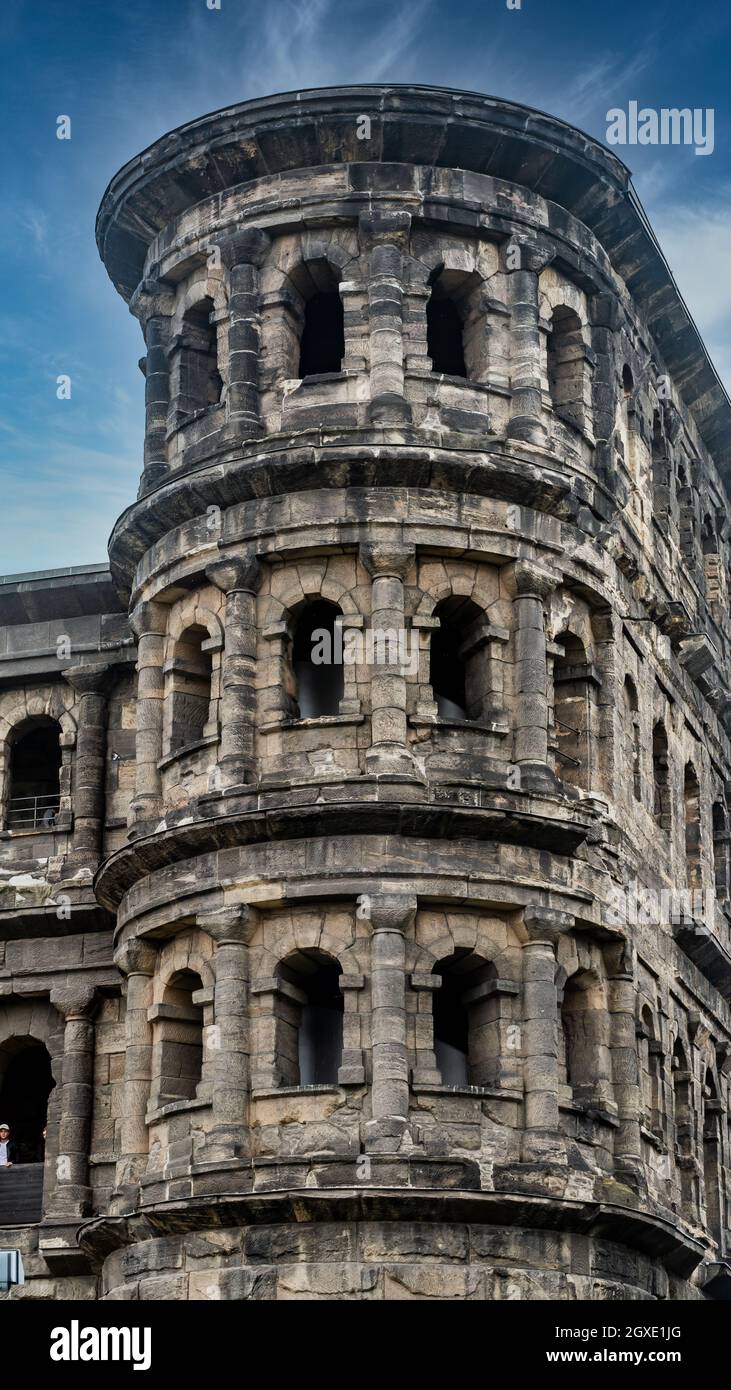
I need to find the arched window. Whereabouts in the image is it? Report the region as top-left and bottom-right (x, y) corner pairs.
(683, 762), (702, 889)
(292, 600), (344, 719)
(430, 597), (491, 722)
(639, 1005), (662, 1136)
(547, 306), (585, 429)
(712, 800), (730, 900)
(180, 297), (222, 415)
(672, 1038), (694, 1212)
(169, 625), (213, 752)
(431, 951), (498, 1087)
(6, 718), (62, 830)
(702, 1068), (722, 1245)
(297, 262), (344, 377)
(0, 1039), (55, 1225)
(652, 721), (671, 831)
(623, 676), (641, 801)
(552, 631), (592, 792)
(559, 971), (611, 1108)
(701, 514), (718, 556)
(275, 950), (343, 1087)
(153, 970), (204, 1106)
(426, 268), (467, 378)
(0, 1040), (55, 1164)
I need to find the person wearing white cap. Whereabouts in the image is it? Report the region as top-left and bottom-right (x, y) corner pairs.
(0, 1124), (17, 1167)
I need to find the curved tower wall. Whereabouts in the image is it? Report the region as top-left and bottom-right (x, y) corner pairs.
(38, 87), (731, 1298)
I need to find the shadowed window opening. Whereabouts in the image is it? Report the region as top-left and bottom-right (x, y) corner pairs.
(298, 278), (344, 377)
(430, 596), (489, 722)
(182, 297), (221, 412)
(684, 762), (702, 889)
(431, 951), (498, 1088)
(0, 1041), (54, 1163)
(292, 600), (344, 719)
(547, 306), (585, 429)
(7, 718), (62, 830)
(622, 363), (634, 397)
(156, 970), (204, 1105)
(170, 625), (213, 751)
(652, 720), (671, 831)
(703, 1068), (722, 1245)
(426, 266), (468, 377)
(278, 950), (343, 1087)
(553, 631), (591, 791)
(712, 800), (729, 900)
(623, 675), (641, 802)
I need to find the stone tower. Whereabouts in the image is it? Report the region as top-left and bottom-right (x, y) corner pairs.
(2, 86), (731, 1300)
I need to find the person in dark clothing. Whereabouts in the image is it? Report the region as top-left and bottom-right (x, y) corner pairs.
(0, 1124), (18, 1167)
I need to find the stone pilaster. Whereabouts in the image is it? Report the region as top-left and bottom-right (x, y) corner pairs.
(128, 600), (168, 829)
(129, 277), (176, 495)
(63, 663), (112, 864)
(198, 905), (256, 1158)
(359, 211), (412, 425)
(206, 550), (262, 788)
(113, 938), (157, 1205)
(365, 893), (416, 1151)
(361, 541), (416, 776)
(219, 228), (270, 437)
(48, 985), (98, 1217)
(605, 939), (643, 1180)
(505, 238), (553, 445)
(511, 560), (558, 791)
(520, 904), (572, 1163)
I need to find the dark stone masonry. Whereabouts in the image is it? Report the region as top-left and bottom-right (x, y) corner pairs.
(2, 85), (731, 1300)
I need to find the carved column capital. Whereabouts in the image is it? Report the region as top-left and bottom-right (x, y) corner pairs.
(512, 561), (560, 600)
(360, 541), (414, 580)
(50, 984), (99, 1021)
(129, 276), (176, 323)
(129, 599), (168, 640)
(368, 893), (417, 935)
(521, 904), (574, 950)
(358, 209), (412, 250)
(218, 227), (271, 270)
(62, 662), (114, 697)
(196, 903), (257, 945)
(205, 550), (262, 595)
(114, 937), (158, 978)
(503, 236), (555, 275)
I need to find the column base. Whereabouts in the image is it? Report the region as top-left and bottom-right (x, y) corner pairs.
(365, 745), (419, 777)
(364, 1116), (409, 1153)
(506, 416), (546, 445)
(514, 760), (557, 794)
(367, 392), (412, 426)
(521, 1131), (566, 1164)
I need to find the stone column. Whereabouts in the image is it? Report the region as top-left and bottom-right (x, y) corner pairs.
(605, 939), (643, 1179)
(206, 550), (262, 788)
(359, 211), (412, 425)
(128, 599), (168, 829)
(511, 560), (558, 792)
(366, 893), (416, 1151)
(48, 985), (98, 1217)
(63, 663), (112, 864)
(113, 938), (157, 1204)
(129, 277), (175, 496)
(198, 905), (255, 1159)
(361, 541), (416, 776)
(521, 904), (572, 1163)
(219, 228), (270, 438)
(505, 238), (553, 445)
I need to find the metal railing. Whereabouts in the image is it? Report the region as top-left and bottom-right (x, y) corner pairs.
(6, 794), (60, 831)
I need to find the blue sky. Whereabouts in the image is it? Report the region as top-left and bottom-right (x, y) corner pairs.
(1, 0), (730, 574)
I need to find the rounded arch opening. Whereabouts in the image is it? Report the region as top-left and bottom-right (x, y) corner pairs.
(292, 599), (344, 719)
(6, 716), (62, 830)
